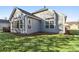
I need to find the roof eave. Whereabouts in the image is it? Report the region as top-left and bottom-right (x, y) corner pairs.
(9, 7), (17, 21)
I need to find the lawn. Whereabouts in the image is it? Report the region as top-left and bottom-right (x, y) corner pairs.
(0, 32), (79, 52)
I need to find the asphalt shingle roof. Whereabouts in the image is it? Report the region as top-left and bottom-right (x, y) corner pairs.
(32, 8), (48, 14)
(9, 7), (42, 20)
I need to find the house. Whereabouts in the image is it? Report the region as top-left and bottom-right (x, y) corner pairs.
(66, 22), (79, 30)
(0, 19), (10, 31)
(9, 7), (67, 34)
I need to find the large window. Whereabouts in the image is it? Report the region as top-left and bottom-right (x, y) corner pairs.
(45, 21), (49, 28)
(12, 21), (19, 28)
(16, 21), (19, 28)
(28, 25), (31, 29)
(29, 19), (31, 24)
(45, 21), (54, 29)
(12, 20), (23, 29)
(20, 20), (23, 28)
(16, 14), (19, 17)
(50, 21), (54, 28)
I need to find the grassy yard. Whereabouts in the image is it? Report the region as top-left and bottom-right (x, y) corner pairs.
(0, 32), (79, 52)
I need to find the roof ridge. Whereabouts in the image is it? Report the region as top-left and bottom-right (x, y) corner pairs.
(32, 8), (48, 14)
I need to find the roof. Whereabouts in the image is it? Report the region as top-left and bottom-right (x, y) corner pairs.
(0, 19), (9, 23)
(32, 8), (66, 17)
(9, 7), (42, 20)
(32, 8), (48, 14)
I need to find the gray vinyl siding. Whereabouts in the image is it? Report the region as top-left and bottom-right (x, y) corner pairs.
(23, 16), (28, 34)
(27, 17), (40, 34)
(57, 13), (65, 33)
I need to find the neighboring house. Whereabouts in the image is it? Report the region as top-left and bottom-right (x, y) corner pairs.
(66, 22), (79, 30)
(0, 19), (10, 31)
(9, 7), (67, 34)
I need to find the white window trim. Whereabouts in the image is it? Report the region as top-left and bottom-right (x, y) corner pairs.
(45, 21), (49, 29)
(19, 20), (23, 29)
(45, 20), (55, 29)
(49, 21), (55, 29)
(28, 17), (32, 29)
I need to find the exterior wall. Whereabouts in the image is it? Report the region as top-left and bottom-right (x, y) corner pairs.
(57, 13), (66, 33)
(27, 17), (40, 34)
(0, 23), (9, 31)
(10, 9), (22, 33)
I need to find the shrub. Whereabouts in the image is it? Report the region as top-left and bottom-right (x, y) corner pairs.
(69, 30), (79, 35)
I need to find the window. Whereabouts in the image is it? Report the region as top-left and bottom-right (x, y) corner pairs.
(13, 21), (19, 28)
(29, 19), (31, 24)
(45, 21), (54, 29)
(12, 20), (23, 29)
(28, 25), (31, 29)
(16, 21), (19, 28)
(28, 18), (31, 29)
(45, 21), (49, 28)
(20, 20), (23, 28)
(16, 14), (20, 18)
(21, 13), (23, 16)
(18, 14), (21, 18)
(50, 21), (54, 28)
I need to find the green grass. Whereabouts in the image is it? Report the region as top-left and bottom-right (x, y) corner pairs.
(0, 32), (79, 52)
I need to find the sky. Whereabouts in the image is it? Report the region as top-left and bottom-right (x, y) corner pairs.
(0, 6), (79, 22)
